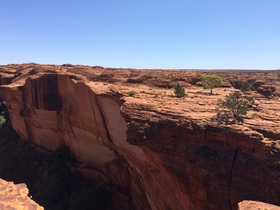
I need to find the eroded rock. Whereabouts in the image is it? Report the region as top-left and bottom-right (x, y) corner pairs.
(238, 200), (280, 210)
(0, 178), (43, 210)
(0, 63), (279, 210)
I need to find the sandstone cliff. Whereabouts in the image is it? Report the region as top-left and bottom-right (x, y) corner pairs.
(0, 63), (279, 210)
(0, 178), (43, 210)
(238, 200), (280, 210)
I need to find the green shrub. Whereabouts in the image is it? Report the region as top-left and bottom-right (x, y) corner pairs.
(201, 74), (223, 94)
(240, 81), (255, 92)
(174, 83), (186, 98)
(216, 91), (254, 123)
(0, 100), (8, 127)
(128, 91), (136, 97)
(0, 116), (5, 127)
(229, 79), (255, 92)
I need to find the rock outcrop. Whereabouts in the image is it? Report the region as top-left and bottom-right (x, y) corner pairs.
(0, 63), (279, 210)
(238, 200), (280, 210)
(0, 178), (43, 210)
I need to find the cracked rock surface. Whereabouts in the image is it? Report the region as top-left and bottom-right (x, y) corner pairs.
(0, 63), (279, 210)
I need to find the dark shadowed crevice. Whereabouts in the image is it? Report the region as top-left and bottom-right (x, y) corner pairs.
(95, 95), (114, 144)
(88, 92), (103, 139)
(20, 86), (34, 141)
(229, 147), (239, 210)
(30, 75), (62, 110)
(0, 121), (113, 210)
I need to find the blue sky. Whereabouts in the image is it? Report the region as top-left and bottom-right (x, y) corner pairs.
(0, 0), (279, 69)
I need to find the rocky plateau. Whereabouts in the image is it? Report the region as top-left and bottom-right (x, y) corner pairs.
(0, 63), (279, 210)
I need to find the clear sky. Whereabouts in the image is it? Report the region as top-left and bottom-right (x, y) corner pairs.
(0, 0), (279, 69)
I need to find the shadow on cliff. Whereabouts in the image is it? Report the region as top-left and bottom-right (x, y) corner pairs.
(0, 123), (114, 210)
(0, 103), (115, 210)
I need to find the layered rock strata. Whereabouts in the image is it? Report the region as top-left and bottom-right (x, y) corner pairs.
(0, 64), (279, 210)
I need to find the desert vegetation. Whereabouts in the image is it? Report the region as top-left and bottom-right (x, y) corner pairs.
(0, 64), (279, 210)
(127, 90), (136, 97)
(216, 91), (254, 123)
(173, 83), (186, 98)
(0, 99), (8, 127)
(228, 77), (255, 92)
(201, 74), (223, 94)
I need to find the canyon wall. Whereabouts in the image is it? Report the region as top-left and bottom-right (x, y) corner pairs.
(0, 64), (279, 210)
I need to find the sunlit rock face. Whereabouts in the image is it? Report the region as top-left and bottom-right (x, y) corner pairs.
(0, 178), (43, 210)
(0, 63), (279, 210)
(238, 200), (280, 210)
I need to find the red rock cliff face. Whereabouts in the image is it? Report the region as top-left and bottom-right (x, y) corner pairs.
(0, 64), (279, 210)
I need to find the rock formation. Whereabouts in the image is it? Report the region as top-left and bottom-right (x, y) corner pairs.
(0, 178), (43, 210)
(238, 200), (280, 210)
(0, 63), (279, 210)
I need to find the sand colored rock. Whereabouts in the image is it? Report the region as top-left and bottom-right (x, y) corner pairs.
(0, 63), (279, 210)
(0, 178), (43, 210)
(238, 200), (280, 210)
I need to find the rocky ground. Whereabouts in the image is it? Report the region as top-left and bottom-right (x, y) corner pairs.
(0, 63), (279, 210)
(0, 178), (43, 210)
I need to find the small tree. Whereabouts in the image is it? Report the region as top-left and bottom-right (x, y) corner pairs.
(128, 91), (136, 97)
(228, 78), (255, 92)
(216, 91), (254, 123)
(174, 83), (186, 98)
(0, 100), (9, 127)
(201, 74), (223, 94)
